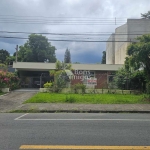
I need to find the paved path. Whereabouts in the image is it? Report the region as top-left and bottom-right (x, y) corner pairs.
(0, 91), (37, 112)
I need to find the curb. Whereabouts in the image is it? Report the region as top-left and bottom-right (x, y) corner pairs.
(9, 109), (150, 113)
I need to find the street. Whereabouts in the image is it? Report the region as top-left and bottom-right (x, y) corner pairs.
(0, 113), (150, 150)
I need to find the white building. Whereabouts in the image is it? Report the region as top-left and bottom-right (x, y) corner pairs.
(106, 19), (150, 64)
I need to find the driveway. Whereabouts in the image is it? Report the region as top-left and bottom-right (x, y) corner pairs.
(0, 89), (38, 112)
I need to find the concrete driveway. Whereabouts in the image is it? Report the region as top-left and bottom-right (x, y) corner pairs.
(0, 89), (38, 112)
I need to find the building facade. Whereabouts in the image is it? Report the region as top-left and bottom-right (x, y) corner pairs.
(13, 62), (123, 89)
(106, 19), (150, 64)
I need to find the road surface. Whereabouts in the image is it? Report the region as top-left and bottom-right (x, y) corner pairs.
(0, 113), (150, 150)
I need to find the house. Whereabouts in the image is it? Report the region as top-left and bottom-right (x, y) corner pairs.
(13, 62), (123, 89)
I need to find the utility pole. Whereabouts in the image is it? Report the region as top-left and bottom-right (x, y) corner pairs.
(15, 45), (18, 62)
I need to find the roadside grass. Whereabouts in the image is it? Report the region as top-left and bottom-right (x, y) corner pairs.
(0, 92), (4, 96)
(24, 93), (150, 104)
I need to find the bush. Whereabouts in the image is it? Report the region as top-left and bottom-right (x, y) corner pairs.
(43, 82), (53, 88)
(0, 71), (20, 90)
(0, 63), (7, 71)
(71, 83), (86, 94)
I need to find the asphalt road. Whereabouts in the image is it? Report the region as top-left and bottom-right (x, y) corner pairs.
(0, 113), (150, 150)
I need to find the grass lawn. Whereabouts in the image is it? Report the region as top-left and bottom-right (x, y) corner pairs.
(24, 93), (150, 104)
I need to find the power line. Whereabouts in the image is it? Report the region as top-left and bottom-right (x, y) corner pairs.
(0, 31), (148, 35)
(0, 16), (127, 25)
(0, 36), (133, 42)
(0, 15), (127, 19)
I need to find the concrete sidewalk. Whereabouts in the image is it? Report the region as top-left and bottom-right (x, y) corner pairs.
(14, 103), (150, 113)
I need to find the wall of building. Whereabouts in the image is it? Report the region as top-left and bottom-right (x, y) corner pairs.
(70, 71), (108, 89)
(95, 71), (108, 89)
(106, 34), (115, 64)
(128, 19), (150, 41)
(115, 23), (128, 64)
(106, 19), (150, 65)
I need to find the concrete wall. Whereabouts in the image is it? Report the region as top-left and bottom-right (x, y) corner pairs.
(106, 19), (150, 64)
(128, 19), (150, 42)
(106, 34), (115, 64)
(115, 23), (128, 64)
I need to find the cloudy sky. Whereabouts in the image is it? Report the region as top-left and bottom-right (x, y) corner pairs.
(0, 0), (150, 63)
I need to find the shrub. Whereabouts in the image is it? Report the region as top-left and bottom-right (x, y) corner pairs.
(0, 63), (7, 71)
(71, 83), (86, 94)
(0, 70), (20, 90)
(43, 82), (53, 88)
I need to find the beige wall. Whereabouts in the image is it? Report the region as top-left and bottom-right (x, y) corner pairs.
(115, 23), (128, 64)
(128, 19), (150, 41)
(115, 42), (130, 64)
(106, 19), (150, 65)
(106, 34), (115, 64)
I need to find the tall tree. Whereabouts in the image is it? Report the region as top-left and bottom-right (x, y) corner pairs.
(101, 51), (106, 64)
(0, 49), (10, 64)
(18, 34), (56, 62)
(64, 48), (71, 63)
(141, 11), (150, 19)
(127, 34), (150, 80)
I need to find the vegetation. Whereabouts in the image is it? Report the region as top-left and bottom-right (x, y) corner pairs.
(0, 71), (20, 90)
(43, 82), (53, 88)
(0, 92), (4, 95)
(71, 83), (86, 94)
(0, 63), (7, 71)
(47, 60), (72, 93)
(5, 56), (15, 65)
(24, 93), (149, 104)
(126, 34), (150, 93)
(101, 51), (106, 64)
(0, 49), (10, 64)
(55, 60), (72, 70)
(141, 10), (150, 19)
(64, 48), (71, 63)
(113, 67), (146, 91)
(18, 34), (56, 62)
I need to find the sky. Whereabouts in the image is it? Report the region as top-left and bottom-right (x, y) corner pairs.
(0, 0), (150, 63)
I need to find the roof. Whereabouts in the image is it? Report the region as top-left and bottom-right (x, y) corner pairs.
(13, 62), (123, 71)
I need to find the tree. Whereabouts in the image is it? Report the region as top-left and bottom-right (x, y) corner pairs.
(64, 48), (71, 63)
(141, 11), (150, 19)
(49, 60), (72, 92)
(5, 56), (15, 65)
(114, 66), (146, 91)
(55, 60), (72, 70)
(127, 34), (150, 81)
(101, 51), (106, 64)
(125, 34), (150, 93)
(18, 34), (56, 62)
(0, 49), (10, 64)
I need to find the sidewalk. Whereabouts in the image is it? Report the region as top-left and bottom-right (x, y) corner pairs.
(14, 103), (150, 113)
